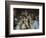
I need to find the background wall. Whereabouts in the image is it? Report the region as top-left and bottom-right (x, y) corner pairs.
(0, 0), (46, 38)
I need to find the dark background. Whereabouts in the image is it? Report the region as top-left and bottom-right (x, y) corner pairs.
(14, 8), (39, 17)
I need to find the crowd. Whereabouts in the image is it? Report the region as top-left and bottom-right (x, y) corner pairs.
(14, 10), (39, 30)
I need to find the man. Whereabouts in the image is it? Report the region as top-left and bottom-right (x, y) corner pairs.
(31, 15), (39, 29)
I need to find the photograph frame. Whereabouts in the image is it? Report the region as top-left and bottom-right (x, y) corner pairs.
(5, 1), (45, 37)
